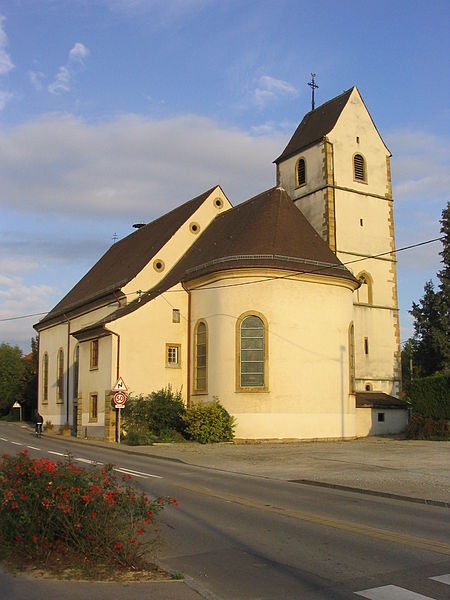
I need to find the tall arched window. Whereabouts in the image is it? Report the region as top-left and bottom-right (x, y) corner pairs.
(356, 272), (373, 304)
(56, 348), (64, 403)
(348, 323), (356, 393)
(296, 158), (306, 186)
(237, 313), (268, 391)
(73, 345), (79, 399)
(42, 353), (49, 403)
(353, 153), (366, 182)
(194, 320), (208, 393)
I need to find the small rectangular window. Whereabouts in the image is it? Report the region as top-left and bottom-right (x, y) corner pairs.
(90, 393), (98, 422)
(364, 337), (369, 355)
(172, 309), (181, 323)
(377, 412), (385, 422)
(166, 344), (181, 367)
(90, 339), (99, 369)
(360, 218), (364, 227)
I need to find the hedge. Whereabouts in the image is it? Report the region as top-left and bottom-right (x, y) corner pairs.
(407, 374), (450, 419)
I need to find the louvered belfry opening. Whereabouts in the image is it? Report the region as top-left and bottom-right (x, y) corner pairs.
(297, 158), (306, 186)
(354, 153), (365, 181)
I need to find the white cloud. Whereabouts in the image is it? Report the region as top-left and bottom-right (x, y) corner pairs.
(253, 75), (298, 108)
(0, 15), (13, 76)
(48, 66), (71, 94)
(69, 42), (90, 63)
(0, 112), (285, 217)
(0, 89), (13, 110)
(29, 70), (45, 91)
(387, 129), (450, 202)
(48, 42), (90, 95)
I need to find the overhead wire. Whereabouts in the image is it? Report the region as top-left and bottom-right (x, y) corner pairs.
(0, 235), (444, 323)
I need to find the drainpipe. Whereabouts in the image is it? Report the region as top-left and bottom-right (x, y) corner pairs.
(182, 283), (191, 408)
(36, 334), (40, 413)
(64, 314), (70, 425)
(107, 328), (121, 443)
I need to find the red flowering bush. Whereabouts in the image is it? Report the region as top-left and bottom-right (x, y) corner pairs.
(0, 451), (177, 572)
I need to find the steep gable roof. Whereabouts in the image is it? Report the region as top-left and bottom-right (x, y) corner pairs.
(36, 186), (219, 327)
(274, 87), (354, 164)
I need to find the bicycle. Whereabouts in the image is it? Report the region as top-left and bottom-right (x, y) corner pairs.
(35, 422), (43, 438)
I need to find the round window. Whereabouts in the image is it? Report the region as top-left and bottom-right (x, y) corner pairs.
(153, 259), (165, 272)
(213, 197), (223, 209)
(189, 222), (200, 234)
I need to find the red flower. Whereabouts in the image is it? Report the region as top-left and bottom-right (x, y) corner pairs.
(114, 543), (122, 550)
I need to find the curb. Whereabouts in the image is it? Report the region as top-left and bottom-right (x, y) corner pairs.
(288, 479), (450, 508)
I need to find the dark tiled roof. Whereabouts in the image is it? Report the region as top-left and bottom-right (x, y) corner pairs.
(76, 187), (357, 332)
(356, 392), (409, 409)
(274, 88), (354, 164)
(36, 187), (219, 328)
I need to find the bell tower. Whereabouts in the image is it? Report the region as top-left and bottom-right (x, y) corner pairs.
(275, 86), (401, 398)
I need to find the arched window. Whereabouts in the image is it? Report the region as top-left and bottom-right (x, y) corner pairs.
(296, 158), (306, 186)
(56, 348), (64, 403)
(356, 272), (373, 304)
(348, 323), (355, 393)
(194, 320), (208, 393)
(353, 153), (366, 182)
(237, 313), (268, 391)
(42, 353), (49, 404)
(73, 345), (79, 399)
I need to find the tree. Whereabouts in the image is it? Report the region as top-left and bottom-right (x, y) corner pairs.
(408, 202), (449, 377)
(0, 343), (26, 416)
(22, 337), (39, 419)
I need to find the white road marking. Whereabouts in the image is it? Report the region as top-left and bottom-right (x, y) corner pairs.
(0, 437), (8, 441)
(114, 467), (162, 479)
(355, 585), (434, 599)
(11, 441), (22, 446)
(48, 451), (67, 457)
(27, 446), (40, 451)
(430, 574), (450, 585)
(75, 457), (103, 465)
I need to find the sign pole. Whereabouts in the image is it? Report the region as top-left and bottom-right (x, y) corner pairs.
(117, 407), (121, 444)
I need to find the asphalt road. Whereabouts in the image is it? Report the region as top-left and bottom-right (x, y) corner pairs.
(0, 422), (449, 600)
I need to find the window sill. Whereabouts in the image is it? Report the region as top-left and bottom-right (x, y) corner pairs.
(353, 178), (368, 185)
(89, 366), (99, 371)
(235, 388), (269, 393)
(192, 390), (208, 396)
(165, 364), (181, 369)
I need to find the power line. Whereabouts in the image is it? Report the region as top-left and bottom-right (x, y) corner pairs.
(0, 236), (444, 323)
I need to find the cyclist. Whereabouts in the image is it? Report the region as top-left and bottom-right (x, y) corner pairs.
(33, 410), (44, 437)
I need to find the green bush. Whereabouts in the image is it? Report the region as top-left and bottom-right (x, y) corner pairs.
(147, 387), (186, 435)
(405, 414), (449, 440)
(122, 387), (186, 442)
(407, 374), (450, 419)
(0, 450), (177, 573)
(124, 430), (156, 446)
(184, 401), (235, 444)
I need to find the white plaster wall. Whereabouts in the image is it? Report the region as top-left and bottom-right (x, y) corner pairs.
(278, 144), (327, 239)
(189, 271), (356, 439)
(107, 285), (188, 402)
(356, 408), (408, 437)
(329, 88), (390, 197)
(37, 302), (119, 427)
(123, 187), (231, 301)
(78, 335), (112, 430)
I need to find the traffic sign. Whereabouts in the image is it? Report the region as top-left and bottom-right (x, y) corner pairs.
(114, 392), (126, 408)
(113, 377), (128, 392)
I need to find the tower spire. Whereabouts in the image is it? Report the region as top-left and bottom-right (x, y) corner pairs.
(307, 73), (318, 110)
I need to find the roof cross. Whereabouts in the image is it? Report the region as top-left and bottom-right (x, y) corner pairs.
(307, 73), (318, 111)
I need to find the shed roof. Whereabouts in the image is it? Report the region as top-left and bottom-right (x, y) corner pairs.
(355, 392), (408, 410)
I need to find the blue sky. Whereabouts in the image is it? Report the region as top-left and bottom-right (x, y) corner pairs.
(0, 0), (449, 351)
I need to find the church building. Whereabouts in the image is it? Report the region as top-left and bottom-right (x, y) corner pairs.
(34, 86), (408, 441)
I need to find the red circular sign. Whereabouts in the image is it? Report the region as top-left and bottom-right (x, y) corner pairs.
(114, 392), (126, 407)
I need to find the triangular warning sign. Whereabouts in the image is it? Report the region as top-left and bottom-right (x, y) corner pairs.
(112, 377), (128, 392)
